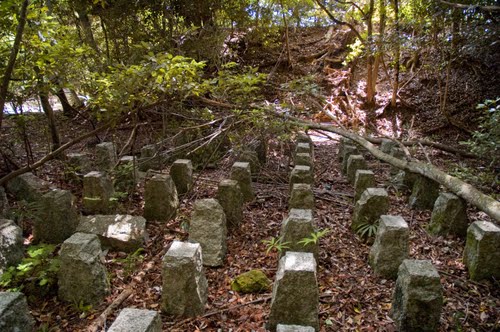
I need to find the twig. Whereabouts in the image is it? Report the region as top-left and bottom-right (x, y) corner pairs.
(87, 287), (134, 332)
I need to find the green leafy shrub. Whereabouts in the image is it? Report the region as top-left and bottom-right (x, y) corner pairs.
(0, 244), (60, 297)
(262, 236), (290, 255)
(355, 222), (379, 240)
(461, 98), (500, 168)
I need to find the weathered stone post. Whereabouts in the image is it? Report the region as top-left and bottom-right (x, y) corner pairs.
(77, 215), (147, 252)
(428, 192), (468, 237)
(280, 209), (318, 260)
(108, 308), (162, 332)
(138, 144), (164, 172)
(295, 142), (313, 158)
(268, 251), (319, 331)
(144, 174), (179, 222)
(37, 189), (79, 244)
(296, 132), (313, 145)
(188, 199), (227, 267)
(351, 188), (389, 232)
(289, 166), (314, 192)
(346, 155), (367, 184)
(341, 145), (359, 174)
(289, 183), (315, 210)
(6, 172), (51, 203)
(66, 152), (92, 175)
(83, 171), (115, 214)
(96, 142), (117, 171)
(162, 241), (208, 316)
(354, 170), (375, 201)
(338, 137), (353, 162)
(0, 219), (23, 273)
(0, 292), (35, 332)
(369, 215), (409, 279)
(408, 175), (440, 210)
(389, 147), (406, 176)
(217, 179), (243, 228)
(230, 162), (254, 202)
(391, 260), (442, 332)
(237, 149), (261, 175)
(58, 233), (109, 305)
(463, 221), (500, 281)
(277, 325), (315, 332)
(294, 152), (314, 170)
(380, 138), (398, 154)
(170, 159), (193, 195)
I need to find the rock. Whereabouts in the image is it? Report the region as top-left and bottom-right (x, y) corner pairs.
(369, 215), (409, 279)
(66, 152), (92, 175)
(0, 292), (35, 332)
(289, 166), (313, 192)
(96, 142), (117, 171)
(231, 269), (271, 293)
(188, 199), (227, 267)
(346, 155), (367, 184)
(354, 170), (375, 202)
(351, 188), (389, 232)
(162, 241), (207, 316)
(380, 138), (398, 154)
(289, 183), (315, 210)
(391, 170), (417, 191)
(144, 174), (179, 222)
(341, 145), (359, 174)
(0, 187), (8, 218)
(83, 171), (115, 215)
(428, 192), (468, 237)
(114, 156), (139, 192)
(268, 252), (319, 331)
(58, 233), (109, 305)
(6, 172), (52, 203)
(138, 144), (166, 172)
(294, 152), (313, 170)
(408, 175), (440, 210)
(390, 260), (442, 332)
(77, 215), (147, 252)
(170, 159), (193, 195)
(280, 209), (318, 261)
(0, 219), (23, 273)
(230, 162), (254, 202)
(108, 308), (162, 332)
(217, 179), (243, 228)
(463, 221), (500, 281)
(36, 189), (79, 244)
(277, 325), (315, 332)
(237, 149), (261, 175)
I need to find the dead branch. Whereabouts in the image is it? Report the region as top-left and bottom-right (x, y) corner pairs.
(87, 288), (134, 332)
(439, 0), (500, 12)
(0, 120), (114, 186)
(313, 0), (364, 42)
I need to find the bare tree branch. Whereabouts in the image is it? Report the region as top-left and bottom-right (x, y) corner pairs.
(313, 0), (365, 42)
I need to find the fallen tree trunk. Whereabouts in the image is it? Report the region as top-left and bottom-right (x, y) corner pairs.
(364, 137), (477, 158)
(280, 114), (500, 222)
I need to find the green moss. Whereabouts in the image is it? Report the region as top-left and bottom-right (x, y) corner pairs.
(230, 269), (271, 294)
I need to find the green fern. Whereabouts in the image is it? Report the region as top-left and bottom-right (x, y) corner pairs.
(355, 223), (379, 239)
(262, 237), (290, 255)
(298, 228), (330, 247)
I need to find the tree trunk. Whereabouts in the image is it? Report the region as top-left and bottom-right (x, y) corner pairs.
(0, 0), (29, 129)
(365, 0), (375, 106)
(307, 121), (500, 222)
(391, 0), (400, 108)
(39, 90), (61, 151)
(55, 88), (77, 117)
(280, 0), (292, 68)
(371, 0), (386, 97)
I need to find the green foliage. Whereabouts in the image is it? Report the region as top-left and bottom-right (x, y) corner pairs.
(344, 38), (365, 65)
(113, 248), (145, 278)
(298, 228), (330, 247)
(0, 244), (60, 295)
(262, 236), (290, 255)
(280, 74), (323, 98)
(355, 222), (379, 239)
(208, 62), (267, 104)
(113, 162), (136, 192)
(460, 98), (500, 168)
(71, 300), (93, 318)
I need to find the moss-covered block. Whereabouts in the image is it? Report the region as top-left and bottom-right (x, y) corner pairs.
(231, 269), (271, 293)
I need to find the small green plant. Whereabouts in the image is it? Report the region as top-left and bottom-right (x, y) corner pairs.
(461, 98), (500, 168)
(298, 229), (330, 247)
(72, 300), (93, 318)
(113, 248), (145, 278)
(355, 222), (379, 239)
(0, 244), (60, 295)
(262, 237), (290, 255)
(113, 162), (137, 192)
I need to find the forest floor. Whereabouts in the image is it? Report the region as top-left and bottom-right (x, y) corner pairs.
(1, 26), (499, 331)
